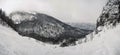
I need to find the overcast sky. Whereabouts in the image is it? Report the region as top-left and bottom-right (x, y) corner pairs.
(0, 0), (108, 23)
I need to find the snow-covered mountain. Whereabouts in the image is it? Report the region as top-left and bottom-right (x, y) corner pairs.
(0, 22), (120, 55)
(0, 10), (92, 47)
(0, 0), (120, 55)
(96, 0), (120, 33)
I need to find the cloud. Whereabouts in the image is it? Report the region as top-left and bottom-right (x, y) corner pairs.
(0, 0), (53, 14)
(0, 0), (107, 23)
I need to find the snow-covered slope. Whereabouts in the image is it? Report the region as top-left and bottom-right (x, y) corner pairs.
(96, 0), (120, 33)
(0, 20), (120, 55)
(1, 0), (120, 55)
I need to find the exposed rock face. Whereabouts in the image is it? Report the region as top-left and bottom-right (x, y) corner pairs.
(96, 0), (120, 33)
(0, 10), (92, 47)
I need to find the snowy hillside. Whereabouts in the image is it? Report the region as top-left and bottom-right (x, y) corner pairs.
(0, 19), (120, 55)
(96, 0), (120, 33)
(0, 0), (120, 55)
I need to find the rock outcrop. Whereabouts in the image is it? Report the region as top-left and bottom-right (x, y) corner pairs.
(96, 0), (120, 33)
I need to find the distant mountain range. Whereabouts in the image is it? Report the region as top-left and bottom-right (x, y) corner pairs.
(67, 23), (96, 30)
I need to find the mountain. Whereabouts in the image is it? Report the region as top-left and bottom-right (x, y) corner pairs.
(1, 21), (119, 55)
(96, 0), (120, 33)
(0, 10), (92, 47)
(91, 0), (120, 54)
(1, 0), (120, 55)
(67, 23), (96, 30)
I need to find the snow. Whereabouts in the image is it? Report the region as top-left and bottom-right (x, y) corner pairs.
(0, 24), (120, 55)
(10, 12), (36, 24)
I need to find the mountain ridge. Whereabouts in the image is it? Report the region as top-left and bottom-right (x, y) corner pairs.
(0, 10), (92, 47)
(96, 0), (120, 33)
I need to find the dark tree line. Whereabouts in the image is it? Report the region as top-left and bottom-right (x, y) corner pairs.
(0, 9), (17, 30)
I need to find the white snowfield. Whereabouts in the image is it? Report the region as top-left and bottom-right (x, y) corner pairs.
(0, 24), (120, 55)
